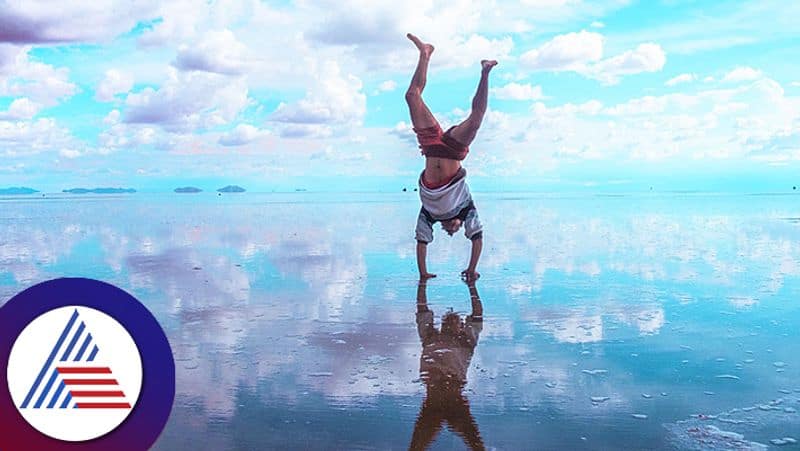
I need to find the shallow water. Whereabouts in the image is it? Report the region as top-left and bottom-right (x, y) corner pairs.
(1, 192), (799, 450)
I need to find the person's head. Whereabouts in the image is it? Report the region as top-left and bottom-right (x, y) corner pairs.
(441, 311), (463, 336)
(441, 218), (462, 236)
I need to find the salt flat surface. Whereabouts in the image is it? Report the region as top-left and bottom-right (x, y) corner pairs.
(2, 192), (799, 450)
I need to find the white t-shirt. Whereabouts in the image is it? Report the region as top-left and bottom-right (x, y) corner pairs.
(415, 168), (483, 243)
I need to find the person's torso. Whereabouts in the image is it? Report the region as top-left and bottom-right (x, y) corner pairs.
(418, 167), (472, 219)
(420, 340), (475, 384)
(423, 157), (462, 187)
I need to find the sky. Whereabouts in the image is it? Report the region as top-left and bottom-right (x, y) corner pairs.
(1, 0), (799, 193)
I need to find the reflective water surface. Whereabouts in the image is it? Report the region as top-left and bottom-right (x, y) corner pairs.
(1, 192), (799, 450)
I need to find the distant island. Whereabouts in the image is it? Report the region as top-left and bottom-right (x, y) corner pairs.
(0, 187), (39, 195)
(174, 187), (203, 193)
(217, 185), (246, 193)
(62, 188), (136, 194)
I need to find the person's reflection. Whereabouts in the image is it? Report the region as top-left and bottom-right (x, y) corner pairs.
(409, 279), (485, 451)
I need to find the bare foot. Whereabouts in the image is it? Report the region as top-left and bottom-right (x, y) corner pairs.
(481, 59), (498, 73)
(407, 33), (434, 58)
(420, 272), (437, 281)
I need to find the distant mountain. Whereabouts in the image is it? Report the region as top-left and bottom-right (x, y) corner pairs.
(0, 187), (39, 195)
(217, 185), (246, 193)
(63, 187), (136, 194)
(174, 187), (203, 193)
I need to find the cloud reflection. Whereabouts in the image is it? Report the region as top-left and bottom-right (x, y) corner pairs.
(1, 194), (799, 449)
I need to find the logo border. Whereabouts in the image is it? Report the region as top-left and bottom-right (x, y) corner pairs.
(1, 278), (175, 451)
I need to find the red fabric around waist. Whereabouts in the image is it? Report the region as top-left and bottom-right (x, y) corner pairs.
(413, 125), (469, 161)
(421, 170), (459, 190)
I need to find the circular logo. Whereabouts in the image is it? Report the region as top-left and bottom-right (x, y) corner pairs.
(0, 278), (175, 450)
(8, 306), (144, 442)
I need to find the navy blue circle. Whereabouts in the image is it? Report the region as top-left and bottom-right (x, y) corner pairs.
(0, 278), (175, 450)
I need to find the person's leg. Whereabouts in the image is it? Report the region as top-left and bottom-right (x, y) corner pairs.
(447, 60), (497, 146)
(405, 33), (439, 130)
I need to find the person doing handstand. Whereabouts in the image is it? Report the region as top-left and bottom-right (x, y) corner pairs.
(405, 33), (497, 283)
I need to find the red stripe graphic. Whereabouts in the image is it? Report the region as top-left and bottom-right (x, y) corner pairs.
(76, 402), (132, 409)
(57, 367), (112, 374)
(70, 391), (126, 397)
(63, 379), (119, 385)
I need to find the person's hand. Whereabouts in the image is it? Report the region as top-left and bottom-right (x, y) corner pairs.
(461, 270), (480, 283)
(419, 272), (437, 281)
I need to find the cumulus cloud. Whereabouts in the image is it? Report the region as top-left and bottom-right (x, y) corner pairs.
(0, 117), (74, 157)
(310, 145), (372, 162)
(538, 99), (604, 116)
(99, 109), (152, 152)
(279, 124), (333, 139)
(491, 82), (544, 101)
(0, 43), (22, 69)
(0, 97), (41, 120)
(137, 2), (203, 48)
(303, 0), (625, 62)
(95, 69), (134, 102)
(509, 75), (800, 165)
(588, 43), (666, 85)
(388, 121), (417, 147)
(0, 49), (77, 106)
(3, 0), (795, 181)
(218, 124), (267, 146)
(722, 66), (763, 83)
(372, 80), (397, 95)
(299, 1), (518, 71)
(0, 1), (158, 44)
(270, 60), (365, 134)
(124, 68), (249, 132)
(603, 95), (671, 116)
(442, 34), (514, 69)
(665, 73), (696, 87)
(746, 126), (800, 163)
(98, 109), (160, 154)
(59, 148), (81, 159)
(173, 29), (249, 75)
(138, 0), (292, 52)
(306, 2), (402, 46)
(520, 30), (604, 71)
(520, 31), (666, 84)
(378, 80), (397, 92)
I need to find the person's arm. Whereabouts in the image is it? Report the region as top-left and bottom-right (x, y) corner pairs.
(468, 282), (483, 319)
(416, 280), (435, 342)
(461, 206), (483, 282)
(415, 208), (436, 279)
(417, 278), (429, 312)
(461, 236), (482, 282)
(417, 241), (436, 279)
(465, 281), (484, 347)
